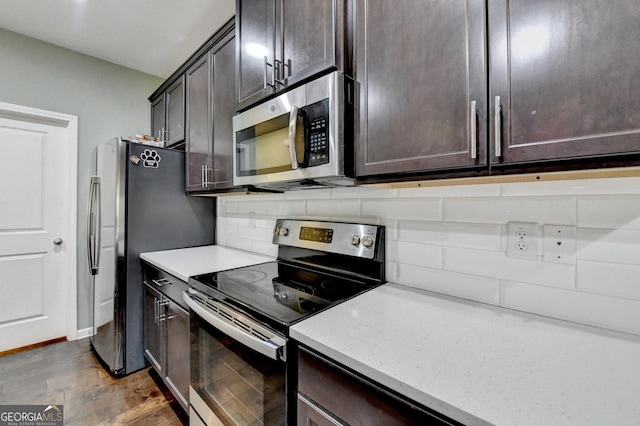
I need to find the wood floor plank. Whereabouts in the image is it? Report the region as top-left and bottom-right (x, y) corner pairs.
(0, 338), (187, 425)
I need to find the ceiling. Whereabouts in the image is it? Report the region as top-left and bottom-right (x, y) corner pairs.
(0, 0), (235, 79)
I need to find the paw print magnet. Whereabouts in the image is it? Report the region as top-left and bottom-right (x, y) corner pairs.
(140, 149), (161, 168)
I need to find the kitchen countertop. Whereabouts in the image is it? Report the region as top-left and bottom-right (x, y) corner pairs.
(140, 245), (274, 282)
(290, 283), (640, 426)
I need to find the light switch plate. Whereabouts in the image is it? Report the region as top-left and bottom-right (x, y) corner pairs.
(543, 225), (576, 264)
(507, 222), (538, 260)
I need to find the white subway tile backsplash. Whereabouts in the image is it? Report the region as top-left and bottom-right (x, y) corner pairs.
(577, 260), (640, 301)
(266, 200), (306, 216)
(387, 240), (443, 269)
(445, 247), (575, 289)
(501, 177), (640, 196)
(397, 264), (500, 305)
(306, 199), (360, 217)
(398, 221), (502, 251)
(578, 196), (640, 229)
(385, 261), (398, 283)
(225, 235), (253, 252)
(361, 198), (442, 221)
(444, 197), (576, 224)
(398, 183), (501, 198)
(577, 228), (640, 265)
(216, 177), (640, 336)
(284, 188), (333, 200)
(501, 281), (640, 336)
(332, 186), (398, 199)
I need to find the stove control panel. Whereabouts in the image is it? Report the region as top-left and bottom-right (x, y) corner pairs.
(273, 219), (384, 260)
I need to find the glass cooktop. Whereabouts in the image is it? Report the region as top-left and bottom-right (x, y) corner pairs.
(189, 261), (375, 332)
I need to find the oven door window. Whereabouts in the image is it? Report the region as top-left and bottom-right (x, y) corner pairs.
(191, 312), (287, 426)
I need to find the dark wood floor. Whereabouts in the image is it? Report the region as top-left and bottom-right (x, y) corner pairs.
(0, 338), (188, 425)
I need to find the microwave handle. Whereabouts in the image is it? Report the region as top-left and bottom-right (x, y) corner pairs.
(288, 105), (300, 170)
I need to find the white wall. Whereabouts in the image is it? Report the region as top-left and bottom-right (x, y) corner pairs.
(217, 177), (640, 336)
(0, 29), (164, 329)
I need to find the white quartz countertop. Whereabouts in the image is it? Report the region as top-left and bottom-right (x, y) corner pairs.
(290, 283), (640, 426)
(140, 245), (274, 282)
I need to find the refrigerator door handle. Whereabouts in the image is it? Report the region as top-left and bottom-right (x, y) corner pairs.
(87, 176), (101, 275)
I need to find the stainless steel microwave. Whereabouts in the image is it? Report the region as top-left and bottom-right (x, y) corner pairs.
(232, 71), (354, 191)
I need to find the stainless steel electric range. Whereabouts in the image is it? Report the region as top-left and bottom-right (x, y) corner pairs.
(184, 219), (385, 426)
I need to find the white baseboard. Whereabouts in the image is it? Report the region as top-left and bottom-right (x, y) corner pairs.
(76, 327), (93, 340)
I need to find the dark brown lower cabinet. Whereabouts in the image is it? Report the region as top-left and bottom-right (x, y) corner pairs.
(143, 263), (190, 413)
(297, 347), (459, 426)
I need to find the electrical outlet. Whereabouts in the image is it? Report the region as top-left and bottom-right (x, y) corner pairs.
(507, 222), (538, 260)
(543, 225), (576, 264)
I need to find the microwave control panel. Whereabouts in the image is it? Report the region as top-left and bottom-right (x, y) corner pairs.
(305, 99), (330, 167)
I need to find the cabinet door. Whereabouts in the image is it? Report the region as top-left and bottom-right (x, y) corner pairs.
(185, 54), (212, 192)
(211, 32), (236, 189)
(355, 0), (488, 177)
(165, 77), (185, 146)
(164, 300), (189, 412)
(143, 284), (163, 373)
(236, 0), (277, 109)
(279, 0), (339, 87)
(489, 0), (640, 165)
(151, 95), (165, 141)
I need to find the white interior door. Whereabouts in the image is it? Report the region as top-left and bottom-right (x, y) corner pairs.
(0, 102), (77, 352)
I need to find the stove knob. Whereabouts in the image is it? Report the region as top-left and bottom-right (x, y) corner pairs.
(273, 227), (280, 235)
(361, 235), (374, 248)
(278, 228), (289, 236)
(350, 235), (361, 246)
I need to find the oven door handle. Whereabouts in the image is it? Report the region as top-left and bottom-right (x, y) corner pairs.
(183, 292), (286, 361)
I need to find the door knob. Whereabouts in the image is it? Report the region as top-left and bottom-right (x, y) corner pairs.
(53, 238), (63, 245)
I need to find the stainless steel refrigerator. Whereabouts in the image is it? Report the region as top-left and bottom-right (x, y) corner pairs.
(87, 137), (215, 376)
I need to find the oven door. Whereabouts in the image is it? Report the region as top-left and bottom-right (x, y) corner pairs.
(184, 291), (289, 426)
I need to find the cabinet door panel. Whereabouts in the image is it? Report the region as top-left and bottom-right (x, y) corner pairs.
(186, 55), (212, 192)
(489, 0), (640, 164)
(237, 0), (276, 108)
(211, 33), (236, 189)
(143, 284), (163, 373)
(165, 301), (189, 412)
(356, 0), (487, 177)
(165, 77), (185, 146)
(151, 96), (165, 141)
(281, 0), (337, 86)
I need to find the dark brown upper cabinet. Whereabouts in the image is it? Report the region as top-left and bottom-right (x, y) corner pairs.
(489, 0), (640, 167)
(354, 0), (488, 178)
(151, 77), (185, 147)
(185, 30), (237, 193)
(236, 0), (348, 111)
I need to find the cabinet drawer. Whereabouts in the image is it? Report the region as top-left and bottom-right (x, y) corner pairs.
(297, 348), (457, 426)
(142, 262), (189, 310)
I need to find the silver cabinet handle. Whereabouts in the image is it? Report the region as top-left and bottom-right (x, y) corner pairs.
(151, 278), (171, 287)
(200, 164), (205, 188)
(274, 59), (286, 86)
(53, 238), (63, 245)
(495, 95), (502, 158)
(470, 100), (477, 159)
(157, 299), (169, 322)
(288, 106), (300, 170)
(154, 297), (158, 324)
(264, 56), (275, 89)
